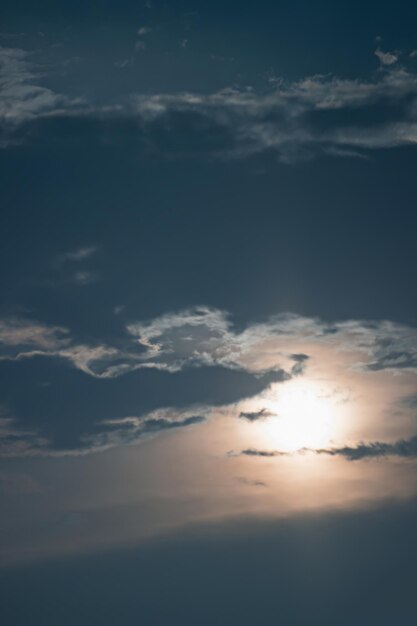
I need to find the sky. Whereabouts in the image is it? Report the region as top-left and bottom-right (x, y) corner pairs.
(1, 1), (417, 624)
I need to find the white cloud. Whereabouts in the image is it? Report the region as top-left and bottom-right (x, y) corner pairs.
(0, 318), (70, 352)
(3, 308), (417, 380)
(130, 64), (417, 160)
(126, 307), (417, 377)
(0, 47), (62, 121)
(0, 45), (83, 144)
(375, 48), (399, 66)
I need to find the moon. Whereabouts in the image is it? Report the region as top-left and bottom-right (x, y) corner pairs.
(260, 380), (336, 452)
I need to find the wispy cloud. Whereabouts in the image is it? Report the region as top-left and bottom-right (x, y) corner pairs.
(129, 61), (417, 160)
(137, 27), (153, 36)
(234, 448), (286, 458)
(58, 246), (98, 264)
(0, 416), (49, 457)
(114, 59), (130, 69)
(89, 412), (206, 452)
(0, 408), (207, 458)
(0, 318), (70, 353)
(235, 476), (267, 487)
(70, 270), (99, 286)
(0, 45), (83, 145)
(235, 436), (417, 461)
(3, 46), (417, 160)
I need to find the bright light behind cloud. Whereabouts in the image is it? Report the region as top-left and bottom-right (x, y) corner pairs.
(260, 380), (336, 451)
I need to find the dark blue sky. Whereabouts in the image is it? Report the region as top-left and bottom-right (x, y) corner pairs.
(1, 2), (417, 624)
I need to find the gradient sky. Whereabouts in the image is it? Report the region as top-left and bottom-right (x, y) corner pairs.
(1, 2), (417, 625)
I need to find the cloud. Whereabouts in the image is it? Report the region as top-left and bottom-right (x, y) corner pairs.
(234, 436), (417, 461)
(0, 360), (292, 456)
(58, 246), (98, 263)
(0, 416), (49, 457)
(48, 247), (100, 288)
(0, 45), (82, 145)
(114, 59), (130, 69)
(3, 46), (417, 160)
(71, 412), (206, 456)
(290, 353), (310, 362)
(126, 306), (237, 372)
(57, 344), (133, 377)
(375, 48), (399, 66)
(127, 64), (417, 161)
(236, 448), (285, 458)
(313, 436), (417, 460)
(0, 409), (207, 458)
(239, 408), (273, 422)
(290, 353), (310, 375)
(0, 317), (136, 378)
(2, 308), (417, 380)
(127, 307), (417, 377)
(2, 308), (417, 456)
(235, 476), (267, 487)
(0, 318), (70, 355)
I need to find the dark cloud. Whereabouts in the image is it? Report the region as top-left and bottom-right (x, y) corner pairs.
(239, 408), (273, 422)
(235, 476), (267, 487)
(366, 350), (417, 372)
(237, 448), (284, 458)
(0, 359), (289, 455)
(314, 436), (417, 461)
(290, 353), (310, 376)
(235, 436), (417, 461)
(290, 353), (310, 362)
(91, 414), (206, 451)
(256, 370), (291, 385)
(105, 414), (206, 433)
(131, 414), (205, 435)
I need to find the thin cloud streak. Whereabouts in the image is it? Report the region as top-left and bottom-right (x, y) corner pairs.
(235, 435), (417, 461)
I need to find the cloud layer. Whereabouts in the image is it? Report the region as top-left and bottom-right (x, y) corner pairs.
(1, 305), (417, 457)
(2, 44), (417, 160)
(3, 307), (417, 379)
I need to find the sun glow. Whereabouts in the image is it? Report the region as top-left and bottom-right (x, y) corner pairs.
(260, 380), (336, 452)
